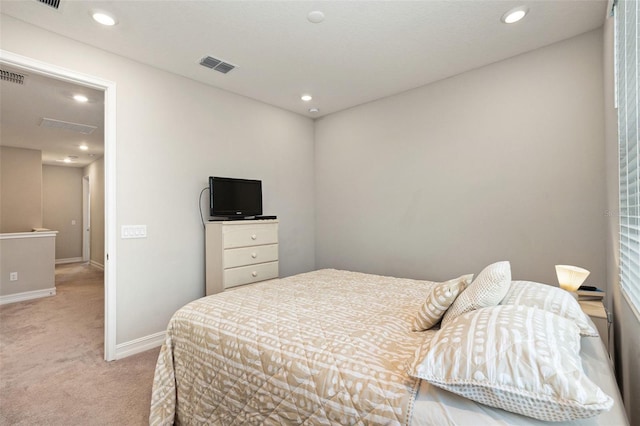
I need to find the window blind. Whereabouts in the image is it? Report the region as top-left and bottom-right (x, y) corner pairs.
(616, 0), (640, 314)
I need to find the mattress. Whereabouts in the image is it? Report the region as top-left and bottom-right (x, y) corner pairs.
(149, 269), (627, 425)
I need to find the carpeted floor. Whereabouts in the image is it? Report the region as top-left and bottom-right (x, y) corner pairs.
(0, 263), (160, 426)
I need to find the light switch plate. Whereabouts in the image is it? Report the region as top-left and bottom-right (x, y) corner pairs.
(121, 225), (147, 239)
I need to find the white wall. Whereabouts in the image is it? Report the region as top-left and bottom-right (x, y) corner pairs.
(43, 165), (83, 260)
(0, 15), (316, 344)
(315, 30), (606, 287)
(603, 15), (640, 424)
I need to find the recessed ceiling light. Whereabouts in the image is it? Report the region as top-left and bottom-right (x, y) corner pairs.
(63, 158), (72, 163)
(502, 7), (528, 24)
(73, 94), (88, 103)
(301, 94), (313, 102)
(92, 11), (117, 26)
(307, 11), (325, 24)
(309, 108), (319, 113)
(79, 144), (89, 151)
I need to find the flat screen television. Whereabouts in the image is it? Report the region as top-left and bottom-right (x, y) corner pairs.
(209, 176), (263, 218)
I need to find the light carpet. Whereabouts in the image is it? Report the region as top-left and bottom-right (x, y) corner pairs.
(0, 263), (160, 426)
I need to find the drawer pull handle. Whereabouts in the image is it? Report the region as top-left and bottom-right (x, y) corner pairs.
(251, 271), (258, 277)
(251, 234), (257, 240)
(251, 253), (258, 259)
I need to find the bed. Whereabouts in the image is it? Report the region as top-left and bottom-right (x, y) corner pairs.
(149, 267), (627, 425)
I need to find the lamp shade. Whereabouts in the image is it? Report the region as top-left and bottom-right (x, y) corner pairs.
(555, 265), (590, 292)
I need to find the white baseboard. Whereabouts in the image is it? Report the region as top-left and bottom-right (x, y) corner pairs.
(115, 331), (165, 360)
(0, 287), (56, 305)
(55, 257), (83, 265)
(90, 260), (104, 270)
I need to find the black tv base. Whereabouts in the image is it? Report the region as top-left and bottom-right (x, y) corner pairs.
(209, 215), (277, 221)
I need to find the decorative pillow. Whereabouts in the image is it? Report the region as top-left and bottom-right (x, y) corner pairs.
(411, 274), (474, 331)
(408, 305), (614, 422)
(442, 261), (511, 325)
(501, 280), (598, 337)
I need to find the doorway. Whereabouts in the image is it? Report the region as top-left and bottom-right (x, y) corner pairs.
(0, 50), (117, 361)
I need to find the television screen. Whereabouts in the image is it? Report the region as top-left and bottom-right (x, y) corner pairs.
(209, 177), (262, 217)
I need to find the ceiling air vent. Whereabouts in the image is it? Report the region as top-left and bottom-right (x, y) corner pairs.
(36, 0), (60, 9)
(1, 69), (26, 85)
(40, 117), (97, 134)
(200, 56), (236, 74)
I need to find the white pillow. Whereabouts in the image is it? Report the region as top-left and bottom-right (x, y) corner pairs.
(408, 305), (614, 422)
(442, 261), (511, 325)
(501, 280), (598, 337)
(411, 274), (473, 331)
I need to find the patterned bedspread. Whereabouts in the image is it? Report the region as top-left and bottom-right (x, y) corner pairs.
(149, 269), (437, 425)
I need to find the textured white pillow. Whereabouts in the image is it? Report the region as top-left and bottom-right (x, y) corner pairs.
(501, 280), (598, 337)
(408, 305), (614, 422)
(411, 274), (473, 331)
(442, 261), (511, 325)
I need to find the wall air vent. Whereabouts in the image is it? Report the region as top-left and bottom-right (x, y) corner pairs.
(36, 0), (60, 9)
(1, 69), (26, 85)
(199, 56), (236, 74)
(40, 117), (97, 134)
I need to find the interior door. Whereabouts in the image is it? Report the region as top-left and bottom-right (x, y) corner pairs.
(82, 175), (91, 262)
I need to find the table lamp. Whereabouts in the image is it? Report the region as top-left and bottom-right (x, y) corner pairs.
(555, 265), (590, 292)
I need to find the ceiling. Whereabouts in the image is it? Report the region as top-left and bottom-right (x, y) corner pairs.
(0, 1), (606, 167)
(0, 69), (104, 167)
(0, 0), (607, 121)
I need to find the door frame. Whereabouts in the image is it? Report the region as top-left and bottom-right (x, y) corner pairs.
(0, 49), (118, 361)
(82, 175), (91, 263)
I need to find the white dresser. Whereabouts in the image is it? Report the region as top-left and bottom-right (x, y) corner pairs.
(205, 219), (279, 295)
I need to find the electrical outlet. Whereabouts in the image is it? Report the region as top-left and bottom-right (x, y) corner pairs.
(9, 272), (18, 281)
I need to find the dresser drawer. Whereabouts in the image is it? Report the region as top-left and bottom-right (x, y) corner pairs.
(224, 261), (279, 289)
(223, 224), (278, 249)
(224, 244), (278, 269)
